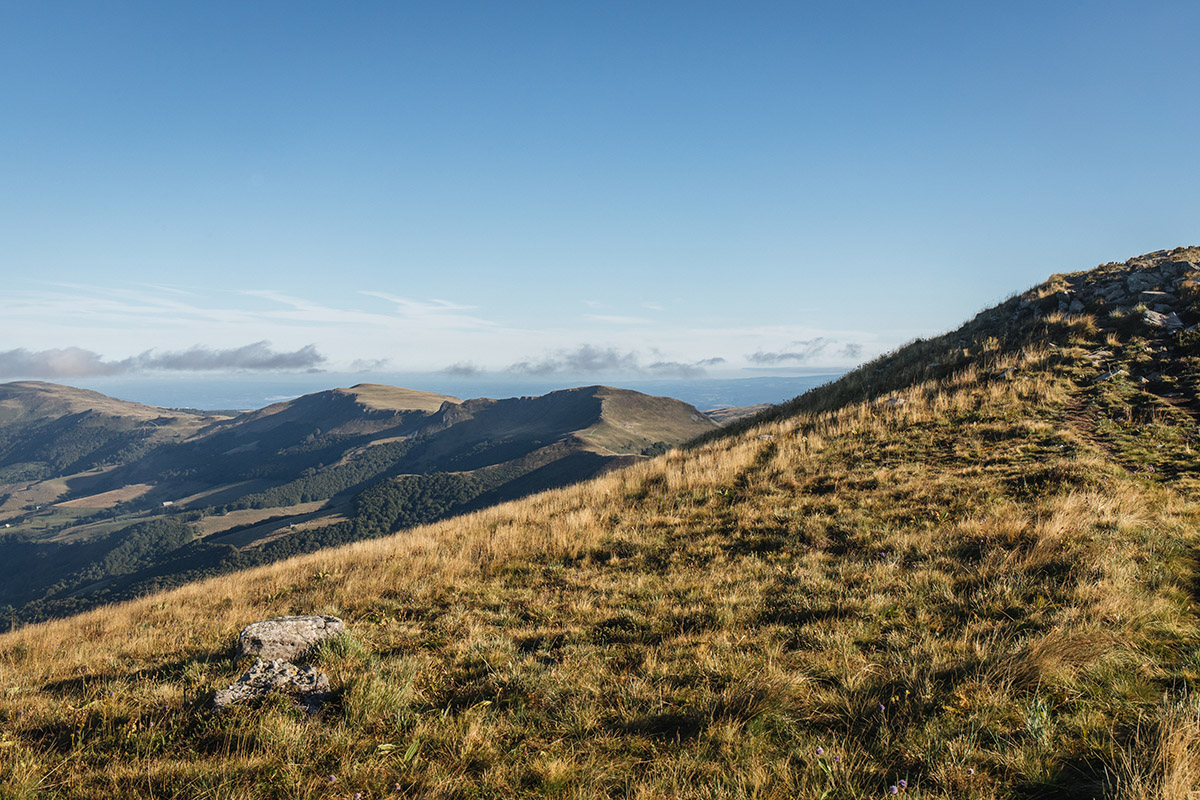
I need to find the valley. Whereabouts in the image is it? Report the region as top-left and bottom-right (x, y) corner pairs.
(0, 382), (718, 628)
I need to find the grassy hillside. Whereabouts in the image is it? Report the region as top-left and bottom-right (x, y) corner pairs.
(3, 249), (1200, 798)
(0, 382), (226, 484)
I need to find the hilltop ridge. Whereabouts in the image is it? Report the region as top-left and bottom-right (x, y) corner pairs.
(726, 245), (1200, 430)
(3, 249), (1200, 798)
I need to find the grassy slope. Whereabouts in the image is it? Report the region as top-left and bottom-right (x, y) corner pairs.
(3, 257), (1200, 797)
(578, 386), (718, 455)
(0, 382), (219, 426)
(339, 384), (461, 413)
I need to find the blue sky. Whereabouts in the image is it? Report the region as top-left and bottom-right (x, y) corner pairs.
(2, 1), (1197, 388)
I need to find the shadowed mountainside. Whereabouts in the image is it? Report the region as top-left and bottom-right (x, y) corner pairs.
(0, 383), (717, 628)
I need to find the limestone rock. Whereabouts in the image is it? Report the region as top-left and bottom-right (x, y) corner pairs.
(212, 658), (331, 713)
(236, 615), (345, 661)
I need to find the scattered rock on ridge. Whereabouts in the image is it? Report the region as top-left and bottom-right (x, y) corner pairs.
(1143, 310), (1184, 330)
(236, 615), (345, 661)
(1008, 247), (1200, 332)
(212, 658), (331, 714)
(1140, 290), (1179, 306)
(1093, 369), (1129, 384)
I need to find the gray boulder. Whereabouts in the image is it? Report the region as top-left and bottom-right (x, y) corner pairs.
(1143, 309), (1184, 330)
(1139, 290), (1179, 306)
(1127, 272), (1159, 293)
(1099, 283), (1129, 303)
(236, 615), (345, 661)
(212, 658), (331, 713)
(1093, 369), (1129, 384)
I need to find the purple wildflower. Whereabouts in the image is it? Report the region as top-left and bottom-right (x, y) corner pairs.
(816, 746), (824, 756)
(899, 779), (907, 788)
(889, 786), (899, 795)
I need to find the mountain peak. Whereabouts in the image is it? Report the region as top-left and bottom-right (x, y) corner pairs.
(336, 383), (460, 412)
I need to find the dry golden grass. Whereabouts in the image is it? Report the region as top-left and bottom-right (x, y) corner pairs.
(3, 313), (1200, 797)
(55, 484), (154, 510)
(193, 502), (330, 539)
(337, 384), (460, 413)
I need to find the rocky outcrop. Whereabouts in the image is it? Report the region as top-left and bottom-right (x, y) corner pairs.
(1027, 249), (1199, 321)
(212, 658), (331, 713)
(1000, 247), (1200, 406)
(236, 615), (345, 661)
(211, 615), (347, 714)
(1007, 248), (1200, 343)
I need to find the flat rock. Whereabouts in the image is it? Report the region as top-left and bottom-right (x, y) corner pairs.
(1140, 290), (1179, 306)
(1143, 309), (1184, 330)
(1093, 369), (1129, 384)
(212, 658), (331, 713)
(237, 615), (345, 661)
(1099, 284), (1127, 301)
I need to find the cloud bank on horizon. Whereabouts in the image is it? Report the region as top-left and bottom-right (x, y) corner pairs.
(0, 342), (326, 379)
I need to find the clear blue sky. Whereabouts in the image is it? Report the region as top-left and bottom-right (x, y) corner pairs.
(2, 1), (1197, 386)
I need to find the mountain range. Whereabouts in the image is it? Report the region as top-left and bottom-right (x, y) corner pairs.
(0, 382), (718, 627)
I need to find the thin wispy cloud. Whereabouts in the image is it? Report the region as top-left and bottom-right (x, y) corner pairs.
(585, 314), (652, 325)
(359, 292), (493, 329)
(360, 292), (475, 313)
(10, 284), (495, 333)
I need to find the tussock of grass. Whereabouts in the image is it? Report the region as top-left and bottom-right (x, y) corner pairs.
(5, 257), (1200, 797)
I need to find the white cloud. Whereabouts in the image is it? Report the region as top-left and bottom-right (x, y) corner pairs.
(584, 314), (653, 325)
(0, 342), (326, 378)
